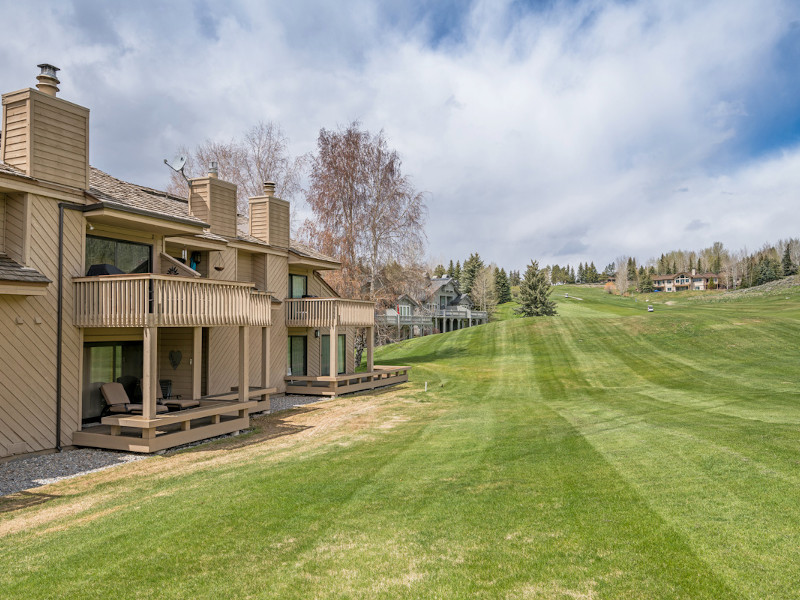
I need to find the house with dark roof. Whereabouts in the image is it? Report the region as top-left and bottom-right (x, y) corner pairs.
(423, 277), (488, 333)
(0, 65), (408, 458)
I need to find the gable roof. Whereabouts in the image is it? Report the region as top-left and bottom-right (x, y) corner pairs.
(87, 167), (207, 227)
(426, 277), (456, 297)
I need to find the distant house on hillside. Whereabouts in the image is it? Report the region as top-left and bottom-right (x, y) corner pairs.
(653, 270), (720, 292)
(375, 276), (489, 341)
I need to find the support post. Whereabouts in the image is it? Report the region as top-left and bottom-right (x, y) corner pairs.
(142, 326), (158, 419)
(329, 324), (337, 379)
(238, 326), (249, 403)
(192, 327), (202, 400)
(367, 326), (374, 372)
(261, 326), (270, 402)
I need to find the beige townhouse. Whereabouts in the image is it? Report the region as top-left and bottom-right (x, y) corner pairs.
(0, 65), (408, 457)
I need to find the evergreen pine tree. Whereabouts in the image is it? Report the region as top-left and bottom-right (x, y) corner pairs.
(577, 262), (585, 283)
(516, 261), (557, 317)
(588, 262), (598, 283)
(640, 270), (654, 293)
(494, 268), (512, 304)
(627, 258), (637, 283)
(782, 245), (797, 276)
(696, 257), (703, 273)
(672, 260), (678, 274)
(461, 253), (484, 295)
(433, 264), (446, 277)
(454, 260), (462, 281)
(688, 255), (694, 271)
(446, 259), (455, 278)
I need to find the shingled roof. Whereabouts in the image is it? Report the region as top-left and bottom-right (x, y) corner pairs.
(289, 240), (338, 264)
(0, 254), (51, 284)
(88, 167), (206, 226)
(0, 161), (32, 179)
(236, 215), (339, 263)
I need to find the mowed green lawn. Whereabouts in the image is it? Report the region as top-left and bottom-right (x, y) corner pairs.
(2, 284), (800, 598)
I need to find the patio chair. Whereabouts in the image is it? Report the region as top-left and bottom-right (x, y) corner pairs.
(100, 382), (169, 416)
(157, 385), (200, 410)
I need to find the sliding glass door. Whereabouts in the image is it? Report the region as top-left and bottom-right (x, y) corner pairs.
(321, 334), (346, 376)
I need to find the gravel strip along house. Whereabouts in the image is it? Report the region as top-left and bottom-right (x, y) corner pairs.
(0, 65), (410, 459)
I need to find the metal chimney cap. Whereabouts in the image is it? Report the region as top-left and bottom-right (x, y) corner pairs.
(208, 161), (219, 177)
(37, 64), (60, 78)
(263, 181), (276, 195)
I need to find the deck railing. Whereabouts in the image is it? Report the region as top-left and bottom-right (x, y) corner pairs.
(285, 298), (374, 328)
(74, 274), (272, 328)
(375, 313), (434, 326)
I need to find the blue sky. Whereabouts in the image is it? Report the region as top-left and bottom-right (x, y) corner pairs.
(1, 0), (799, 271)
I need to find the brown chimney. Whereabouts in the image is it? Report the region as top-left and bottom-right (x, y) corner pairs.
(247, 182), (289, 248)
(1, 65), (89, 188)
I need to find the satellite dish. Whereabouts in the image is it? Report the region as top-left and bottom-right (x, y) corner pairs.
(163, 155), (190, 185)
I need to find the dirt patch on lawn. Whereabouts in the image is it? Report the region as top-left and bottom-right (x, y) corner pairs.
(0, 385), (430, 537)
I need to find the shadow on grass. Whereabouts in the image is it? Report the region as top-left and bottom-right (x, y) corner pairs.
(0, 490), (62, 514)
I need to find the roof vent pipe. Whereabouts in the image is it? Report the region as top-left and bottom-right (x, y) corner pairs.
(36, 63), (60, 97)
(208, 161), (218, 178)
(263, 181), (275, 196)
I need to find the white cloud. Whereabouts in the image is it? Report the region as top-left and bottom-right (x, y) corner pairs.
(1, 0), (798, 269)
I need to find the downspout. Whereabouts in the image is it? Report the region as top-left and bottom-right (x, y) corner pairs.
(57, 202), (92, 452)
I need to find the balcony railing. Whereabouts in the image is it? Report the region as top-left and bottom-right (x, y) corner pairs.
(285, 298), (374, 328)
(375, 313), (434, 326)
(74, 274), (272, 328)
(433, 308), (488, 320)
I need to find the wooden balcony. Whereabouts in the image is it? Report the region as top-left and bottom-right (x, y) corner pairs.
(73, 274), (272, 328)
(285, 298), (374, 328)
(285, 365), (410, 397)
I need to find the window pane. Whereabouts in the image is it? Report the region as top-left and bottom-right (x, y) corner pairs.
(289, 336), (306, 376)
(321, 335), (329, 376)
(85, 237), (115, 273)
(338, 334), (345, 374)
(116, 241), (151, 273)
(290, 275), (307, 298)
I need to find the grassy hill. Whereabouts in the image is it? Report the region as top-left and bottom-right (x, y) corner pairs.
(2, 285), (799, 598)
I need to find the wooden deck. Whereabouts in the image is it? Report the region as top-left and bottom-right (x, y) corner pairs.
(285, 365), (410, 397)
(72, 400), (257, 453)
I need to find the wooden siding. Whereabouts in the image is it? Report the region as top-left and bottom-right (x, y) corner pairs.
(270, 305), (287, 392)
(208, 326), (238, 395)
(188, 180), (209, 223)
(30, 92), (90, 189)
(249, 199), (269, 243)
(4, 193), (28, 265)
(269, 198), (290, 249)
(0, 195), (82, 457)
(237, 252), (252, 285)
(209, 246), (237, 282)
(268, 254), (288, 297)
(158, 328), (194, 401)
(1, 99), (29, 172)
(0, 194), (5, 253)
(208, 178), (237, 238)
(252, 254), (267, 291)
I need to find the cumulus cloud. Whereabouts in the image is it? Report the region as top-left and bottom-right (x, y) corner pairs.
(1, 0), (799, 269)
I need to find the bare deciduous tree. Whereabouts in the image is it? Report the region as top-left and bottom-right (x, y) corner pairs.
(615, 255), (629, 296)
(301, 121), (427, 300)
(471, 265), (498, 316)
(166, 121), (303, 218)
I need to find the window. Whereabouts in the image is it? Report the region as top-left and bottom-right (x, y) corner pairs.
(86, 235), (152, 275)
(287, 336), (307, 376)
(399, 305), (412, 317)
(321, 334), (346, 376)
(82, 341), (143, 423)
(289, 274), (308, 298)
